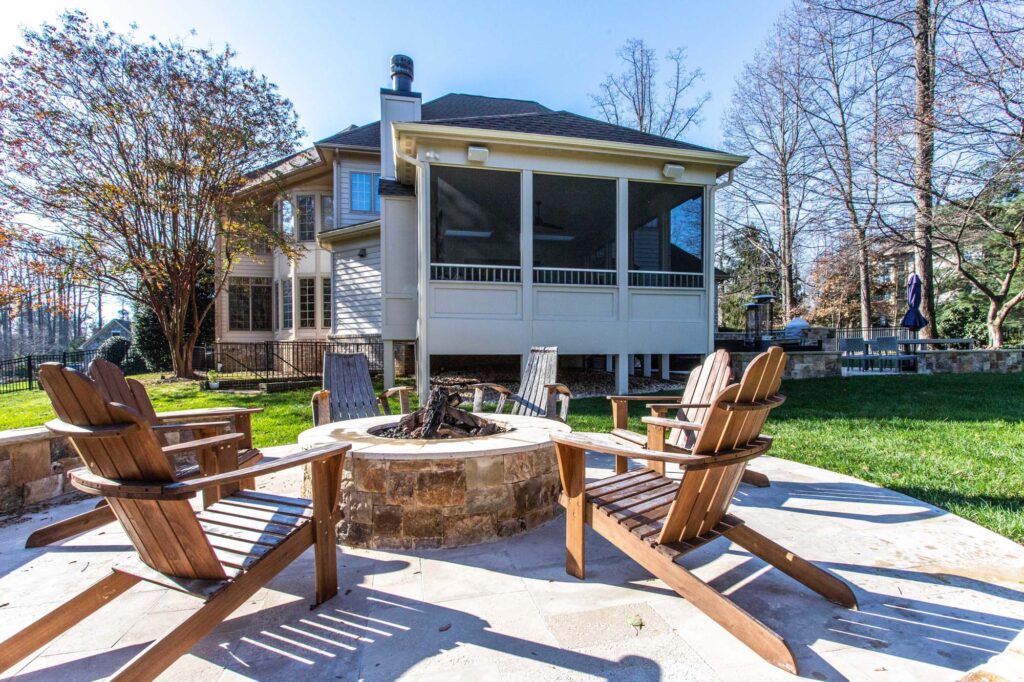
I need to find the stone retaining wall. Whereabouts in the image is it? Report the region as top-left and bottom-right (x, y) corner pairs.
(730, 350), (842, 380)
(915, 349), (1023, 374)
(0, 427), (77, 514)
(331, 447), (561, 550)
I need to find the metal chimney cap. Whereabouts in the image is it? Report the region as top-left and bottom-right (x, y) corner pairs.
(390, 54), (414, 80)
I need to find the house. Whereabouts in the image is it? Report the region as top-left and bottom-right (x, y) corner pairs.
(81, 318), (131, 352)
(218, 55), (746, 399)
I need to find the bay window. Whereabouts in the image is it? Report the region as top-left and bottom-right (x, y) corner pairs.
(321, 277), (332, 329)
(628, 182), (704, 287)
(533, 173), (616, 285)
(321, 195), (335, 231)
(281, 279), (292, 330)
(299, 277), (316, 328)
(430, 166), (521, 281)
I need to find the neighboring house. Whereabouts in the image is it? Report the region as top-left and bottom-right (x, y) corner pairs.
(81, 318), (132, 352)
(218, 55), (746, 398)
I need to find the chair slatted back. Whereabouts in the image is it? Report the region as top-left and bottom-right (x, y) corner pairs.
(323, 353), (381, 422)
(39, 363), (226, 581)
(88, 359), (165, 441)
(658, 348), (787, 545)
(511, 347), (558, 417)
(667, 349), (733, 448)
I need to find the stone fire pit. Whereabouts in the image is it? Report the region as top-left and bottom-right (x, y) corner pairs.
(298, 414), (571, 549)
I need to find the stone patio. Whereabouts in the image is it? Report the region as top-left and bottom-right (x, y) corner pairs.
(1, 450), (1022, 681)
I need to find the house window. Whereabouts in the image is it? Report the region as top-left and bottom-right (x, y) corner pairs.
(321, 195), (335, 231)
(628, 182), (703, 287)
(281, 279), (293, 329)
(272, 280), (279, 330)
(227, 277), (272, 331)
(299, 277), (316, 328)
(430, 166), (521, 269)
(533, 173), (616, 284)
(279, 199), (294, 237)
(296, 195), (315, 241)
(351, 172), (380, 212)
(321, 277), (332, 329)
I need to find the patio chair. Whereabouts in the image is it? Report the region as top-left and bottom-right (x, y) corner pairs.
(311, 352), (413, 425)
(470, 346), (572, 421)
(24, 359), (264, 548)
(551, 347), (857, 674)
(0, 363), (350, 680)
(606, 349), (772, 488)
(875, 336), (915, 372)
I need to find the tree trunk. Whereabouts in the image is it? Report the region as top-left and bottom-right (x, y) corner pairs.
(779, 168), (797, 320)
(913, 0), (938, 338)
(988, 302), (1006, 349)
(855, 228), (873, 330)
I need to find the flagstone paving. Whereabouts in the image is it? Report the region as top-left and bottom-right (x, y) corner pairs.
(1, 449), (1022, 681)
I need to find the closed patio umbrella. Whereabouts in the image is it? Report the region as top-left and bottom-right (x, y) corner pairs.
(901, 272), (928, 331)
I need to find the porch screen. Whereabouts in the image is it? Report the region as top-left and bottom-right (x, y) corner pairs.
(430, 166), (520, 267)
(533, 173), (616, 272)
(628, 182), (703, 274)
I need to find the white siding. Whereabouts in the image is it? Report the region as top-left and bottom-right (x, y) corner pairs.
(337, 157), (382, 227)
(332, 242), (382, 337)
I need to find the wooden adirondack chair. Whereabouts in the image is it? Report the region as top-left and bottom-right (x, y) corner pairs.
(552, 348), (857, 674)
(0, 363), (350, 680)
(606, 349), (733, 473)
(471, 346), (572, 421)
(311, 352), (412, 425)
(605, 349), (773, 488)
(24, 359), (266, 548)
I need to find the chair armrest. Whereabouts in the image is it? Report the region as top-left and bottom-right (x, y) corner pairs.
(379, 386), (412, 415)
(550, 432), (706, 466)
(645, 402), (710, 410)
(152, 420), (232, 434)
(544, 383), (573, 398)
(606, 395), (665, 402)
(155, 406), (263, 422)
(161, 432), (243, 456)
(470, 382), (513, 395)
(642, 416), (703, 431)
(68, 443), (352, 501)
(45, 419), (138, 439)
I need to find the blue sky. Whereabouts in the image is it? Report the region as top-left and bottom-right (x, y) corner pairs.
(2, 0), (792, 150)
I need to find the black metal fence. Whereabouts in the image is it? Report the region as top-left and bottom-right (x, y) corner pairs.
(194, 338), (385, 390)
(0, 348), (103, 394)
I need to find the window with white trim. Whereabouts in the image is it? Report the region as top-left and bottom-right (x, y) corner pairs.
(321, 277), (332, 329)
(321, 195), (335, 231)
(351, 172), (380, 213)
(227, 277), (272, 331)
(299, 277), (316, 328)
(281, 279), (292, 330)
(296, 195), (315, 241)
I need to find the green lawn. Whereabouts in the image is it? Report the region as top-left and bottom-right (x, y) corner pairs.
(1, 373), (1021, 542)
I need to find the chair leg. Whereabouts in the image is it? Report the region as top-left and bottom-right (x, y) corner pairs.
(0, 570), (140, 673)
(309, 459), (340, 606)
(24, 502), (117, 548)
(741, 469), (771, 488)
(588, 508), (798, 673)
(725, 524), (858, 608)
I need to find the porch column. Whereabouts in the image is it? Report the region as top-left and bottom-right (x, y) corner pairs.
(605, 354), (614, 373)
(628, 355), (635, 376)
(616, 352), (629, 395)
(660, 353), (670, 380)
(383, 339), (395, 388)
(642, 354), (652, 378)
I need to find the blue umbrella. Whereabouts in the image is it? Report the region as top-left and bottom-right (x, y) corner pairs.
(901, 273), (928, 331)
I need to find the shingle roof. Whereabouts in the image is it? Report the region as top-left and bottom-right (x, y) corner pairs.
(379, 179), (415, 197)
(244, 147), (321, 181)
(420, 111), (723, 153)
(317, 93), (551, 148)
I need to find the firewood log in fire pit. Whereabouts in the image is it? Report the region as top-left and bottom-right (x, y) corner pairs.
(384, 386), (503, 439)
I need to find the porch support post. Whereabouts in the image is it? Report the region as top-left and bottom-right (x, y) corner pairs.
(628, 355), (635, 376)
(660, 353), (670, 380)
(383, 340), (395, 388)
(605, 355), (614, 373)
(642, 354), (652, 378)
(616, 353), (629, 394)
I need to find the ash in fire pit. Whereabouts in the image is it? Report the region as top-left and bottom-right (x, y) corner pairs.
(372, 387), (507, 439)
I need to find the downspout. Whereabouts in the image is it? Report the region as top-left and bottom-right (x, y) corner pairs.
(709, 169), (735, 351)
(394, 140), (430, 402)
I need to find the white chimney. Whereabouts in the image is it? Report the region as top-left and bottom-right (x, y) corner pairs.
(380, 54), (421, 179)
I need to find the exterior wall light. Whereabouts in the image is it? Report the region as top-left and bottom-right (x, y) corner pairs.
(467, 145), (489, 163)
(662, 163), (685, 179)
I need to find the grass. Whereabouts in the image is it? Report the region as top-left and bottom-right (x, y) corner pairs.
(1, 372), (1021, 542)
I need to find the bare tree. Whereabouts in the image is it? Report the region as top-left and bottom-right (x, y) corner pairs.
(591, 38), (711, 139)
(721, 11), (816, 320)
(0, 12), (300, 375)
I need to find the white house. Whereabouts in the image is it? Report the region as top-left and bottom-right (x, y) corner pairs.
(217, 55), (746, 399)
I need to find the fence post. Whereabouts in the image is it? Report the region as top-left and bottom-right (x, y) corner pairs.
(26, 354), (33, 391)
